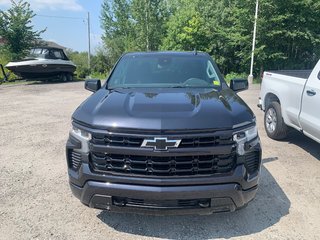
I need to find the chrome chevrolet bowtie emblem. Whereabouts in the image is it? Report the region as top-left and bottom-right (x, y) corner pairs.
(141, 138), (181, 151)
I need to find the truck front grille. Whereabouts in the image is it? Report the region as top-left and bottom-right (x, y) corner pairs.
(91, 133), (234, 148)
(90, 130), (236, 177)
(92, 134), (143, 147)
(90, 153), (236, 176)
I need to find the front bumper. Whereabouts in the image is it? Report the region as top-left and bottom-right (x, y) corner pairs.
(69, 170), (258, 215)
(66, 130), (261, 215)
(67, 161), (260, 215)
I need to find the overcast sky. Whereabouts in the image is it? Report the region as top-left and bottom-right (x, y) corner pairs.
(0, 0), (103, 52)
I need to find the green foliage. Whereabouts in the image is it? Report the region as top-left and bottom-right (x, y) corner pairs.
(256, 0), (320, 70)
(101, 0), (170, 65)
(90, 72), (107, 80)
(0, 49), (10, 66)
(0, 50), (18, 81)
(224, 72), (249, 84)
(206, 0), (254, 74)
(162, 0), (256, 74)
(66, 47), (112, 79)
(100, 0), (320, 78)
(91, 46), (111, 75)
(131, 0), (169, 51)
(0, 0), (45, 60)
(66, 50), (90, 78)
(161, 2), (209, 51)
(1, 0), (319, 83)
(0, 50), (10, 80)
(101, 0), (135, 65)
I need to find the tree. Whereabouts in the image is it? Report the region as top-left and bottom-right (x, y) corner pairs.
(91, 46), (112, 74)
(131, 0), (169, 51)
(101, 0), (135, 65)
(100, 0), (170, 63)
(66, 50), (90, 78)
(205, 0), (254, 74)
(100, 0), (320, 77)
(161, 0), (209, 51)
(162, 0), (254, 74)
(256, 0), (320, 71)
(0, 0), (45, 60)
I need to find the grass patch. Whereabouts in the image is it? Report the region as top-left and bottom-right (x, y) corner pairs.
(90, 72), (107, 80)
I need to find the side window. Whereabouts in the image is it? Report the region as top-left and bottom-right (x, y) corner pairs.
(47, 50), (56, 59)
(206, 61), (217, 79)
(31, 48), (42, 56)
(42, 49), (49, 57)
(207, 60), (221, 86)
(34, 48), (42, 55)
(111, 59), (129, 85)
(60, 51), (68, 60)
(318, 71), (320, 80)
(53, 50), (63, 59)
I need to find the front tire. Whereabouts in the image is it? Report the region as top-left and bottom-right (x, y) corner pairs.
(264, 101), (288, 140)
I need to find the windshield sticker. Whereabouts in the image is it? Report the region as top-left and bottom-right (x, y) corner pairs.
(213, 80), (220, 86)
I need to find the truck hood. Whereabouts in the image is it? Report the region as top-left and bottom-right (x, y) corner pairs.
(73, 88), (254, 131)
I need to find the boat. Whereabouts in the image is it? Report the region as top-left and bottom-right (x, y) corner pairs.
(5, 47), (76, 81)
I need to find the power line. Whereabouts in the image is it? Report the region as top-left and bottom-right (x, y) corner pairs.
(35, 14), (85, 20)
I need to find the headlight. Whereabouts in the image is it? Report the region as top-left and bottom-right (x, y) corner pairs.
(72, 126), (91, 140)
(233, 125), (258, 155)
(70, 125), (91, 153)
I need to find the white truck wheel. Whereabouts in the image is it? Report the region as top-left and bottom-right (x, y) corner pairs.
(264, 102), (288, 140)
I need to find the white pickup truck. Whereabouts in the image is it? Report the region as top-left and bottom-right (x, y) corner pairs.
(258, 60), (320, 143)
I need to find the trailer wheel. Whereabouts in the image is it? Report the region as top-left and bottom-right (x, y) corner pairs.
(264, 101), (288, 140)
(66, 74), (73, 82)
(60, 73), (67, 82)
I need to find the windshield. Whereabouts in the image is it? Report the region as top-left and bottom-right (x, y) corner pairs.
(107, 54), (222, 89)
(29, 48), (68, 60)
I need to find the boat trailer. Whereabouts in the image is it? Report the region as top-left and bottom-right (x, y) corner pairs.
(1, 63), (76, 84)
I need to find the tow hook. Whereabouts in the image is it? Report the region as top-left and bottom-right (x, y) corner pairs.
(113, 198), (127, 207)
(199, 200), (210, 208)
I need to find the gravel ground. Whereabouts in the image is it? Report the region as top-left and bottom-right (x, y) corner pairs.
(0, 81), (319, 240)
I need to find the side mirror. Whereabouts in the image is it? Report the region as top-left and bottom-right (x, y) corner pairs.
(230, 78), (248, 92)
(85, 79), (101, 92)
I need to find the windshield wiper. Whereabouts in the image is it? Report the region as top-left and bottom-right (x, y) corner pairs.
(169, 85), (216, 88)
(108, 86), (131, 90)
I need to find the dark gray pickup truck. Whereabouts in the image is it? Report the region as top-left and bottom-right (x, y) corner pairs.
(66, 51), (261, 215)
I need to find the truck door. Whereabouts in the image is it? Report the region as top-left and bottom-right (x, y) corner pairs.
(299, 62), (320, 142)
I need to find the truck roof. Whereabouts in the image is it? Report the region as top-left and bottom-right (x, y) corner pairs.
(124, 51), (209, 57)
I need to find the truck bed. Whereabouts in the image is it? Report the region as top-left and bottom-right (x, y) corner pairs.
(268, 70), (312, 79)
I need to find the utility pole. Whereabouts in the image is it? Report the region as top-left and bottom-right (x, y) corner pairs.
(87, 11), (91, 70)
(145, 0), (150, 51)
(248, 0), (259, 86)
